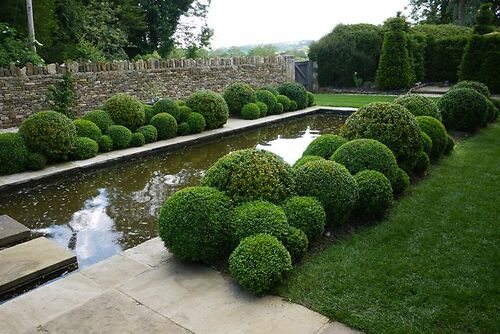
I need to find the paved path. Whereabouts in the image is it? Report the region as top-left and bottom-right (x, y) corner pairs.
(0, 237), (358, 334)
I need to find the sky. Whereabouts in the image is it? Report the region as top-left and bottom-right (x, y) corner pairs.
(207, 0), (410, 48)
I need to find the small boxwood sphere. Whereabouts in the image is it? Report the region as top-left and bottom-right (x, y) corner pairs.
(137, 125), (158, 143)
(281, 196), (326, 242)
(259, 86), (279, 96)
(106, 125), (132, 149)
(72, 137), (98, 160)
(303, 135), (347, 159)
(485, 99), (498, 123)
(159, 186), (232, 262)
(416, 116), (448, 159)
(392, 167), (410, 194)
(256, 90), (278, 112)
(153, 98), (181, 123)
(143, 105), (156, 124)
(278, 82), (308, 109)
(354, 170), (393, 219)
(202, 149), (295, 203)
(130, 132), (146, 147)
(241, 103), (261, 120)
(19, 111), (77, 161)
(176, 100), (186, 107)
(394, 94), (442, 121)
(307, 92), (315, 107)
(229, 234), (292, 295)
(421, 132), (433, 156)
(414, 151), (430, 175)
(444, 135), (455, 155)
(276, 95), (291, 112)
(273, 102), (284, 114)
(255, 101), (268, 117)
(98, 135), (113, 152)
(279, 226), (308, 263)
(26, 152), (46, 171)
(103, 94), (145, 130)
(454, 80), (490, 98)
(150, 113), (178, 140)
(223, 83), (257, 115)
(292, 155), (325, 169)
(438, 88), (488, 132)
(295, 160), (359, 224)
(82, 109), (114, 132)
(177, 122), (191, 135)
(186, 112), (206, 134)
(73, 119), (102, 141)
(289, 100), (298, 111)
(186, 90), (229, 129)
(179, 106), (192, 122)
(0, 133), (29, 175)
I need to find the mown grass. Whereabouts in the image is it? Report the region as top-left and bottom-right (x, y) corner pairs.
(314, 93), (397, 107)
(278, 122), (500, 333)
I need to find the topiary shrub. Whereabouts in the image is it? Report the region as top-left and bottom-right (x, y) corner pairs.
(281, 196), (326, 242)
(201, 148), (295, 203)
(306, 92), (315, 107)
(137, 125), (158, 143)
(256, 90), (278, 112)
(278, 82), (308, 109)
(354, 170), (393, 219)
(485, 99), (498, 123)
(438, 88), (488, 132)
(153, 98), (181, 123)
(303, 134), (347, 159)
(416, 116), (447, 159)
(26, 152), (46, 171)
(72, 137), (98, 160)
(223, 83), (257, 115)
(289, 100), (298, 111)
(273, 102), (284, 114)
(19, 111), (77, 161)
(106, 125), (132, 149)
(276, 95), (291, 112)
(279, 226), (308, 263)
(150, 113), (177, 140)
(73, 119), (102, 141)
(186, 90), (229, 129)
(340, 102), (422, 172)
(292, 155), (325, 169)
(82, 109), (114, 132)
(454, 80), (490, 98)
(103, 94), (145, 130)
(179, 105), (192, 123)
(413, 151), (430, 175)
(229, 234), (292, 295)
(421, 132), (432, 156)
(143, 105), (156, 124)
(295, 160), (359, 224)
(259, 86), (280, 96)
(241, 103), (260, 120)
(0, 133), (28, 175)
(159, 186), (232, 263)
(98, 135), (113, 152)
(392, 167), (410, 194)
(130, 132), (145, 147)
(394, 94), (442, 120)
(186, 112), (206, 134)
(177, 122), (191, 135)
(256, 101), (268, 117)
(177, 100), (186, 107)
(444, 135), (455, 155)
(480, 51), (500, 94)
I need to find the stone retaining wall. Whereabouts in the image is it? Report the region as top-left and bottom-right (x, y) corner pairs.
(0, 56), (295, 129)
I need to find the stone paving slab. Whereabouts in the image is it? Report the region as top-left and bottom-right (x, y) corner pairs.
(123, 237), (172, 267)
(0, 215), (30, 248)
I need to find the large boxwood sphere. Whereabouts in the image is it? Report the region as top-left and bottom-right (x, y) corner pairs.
(186, 90), (229, 129)
(438, 88), (488, 133)
(201, 148), (295, 203)
(340, 102), (422, 171)
(416, 116), (448, 159)
(256, 90), (278, 111)
(0, 133), (29, 175)
(72, 137), (99, 160)
(454, 80), (491, 98)
(223, 83), (257, 115)
(103, 94), (145, 131)
(354, 170), (393, 219)
(159, 187), (232, 263)
(292, 155), (325, 169)
(153, 98), (181, 123)
(150, 113), (178, 140)
(82, 109), (114, 132)
(295, 160), (359, 225)
(281, 196), (326, 242)
(278, 82), (308, 109)
(106, 125), (132, 149)
(137, 125), (158, 143)
(19, 111), (77, 161)
(241, 103), (260, 120)
(302, 135), (347, 159)
(229, 234), (292, 295)
(74, 119), (102, 141)
(394, 94), (442, 121)
(186, 112), (206, 134)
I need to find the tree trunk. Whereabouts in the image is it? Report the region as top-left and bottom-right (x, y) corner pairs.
(457, 0), (466, 25)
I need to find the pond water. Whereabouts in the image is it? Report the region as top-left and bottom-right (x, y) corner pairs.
(0, 114), (346, 268)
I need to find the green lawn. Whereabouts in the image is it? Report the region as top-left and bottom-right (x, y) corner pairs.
(314, 93), (398, 107)
(278, 123), (500, 333)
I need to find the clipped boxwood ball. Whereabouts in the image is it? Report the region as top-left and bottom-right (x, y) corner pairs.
(295, 160), (358, 224)
(292, 155), (325, 169)
(223, 83), (257, 115)
(82, 109), (114, 132)
(438, 88), (488, 133)
(106, 125), (132, 149)
(153, 98), (181, 123)
(416, 116), (447, 159)
(444, 135), (455, 155)
(256, 90), (277, 112)
(259, 86), (279, 96)
(282, 196), (326, 242)
(229, 234), (292, 295)
(201, 148), (295, 203)
(278, 82), (308, 109)
(276, 95), (291, 112)
(159, 186), (232, 262)
(241, 103), (260, 120)
(150, 113), (177, 140)
(72, 137), (98, 160)
(392, 167), (410, 194)
(103, 94), (145, 131)
(341, 102), (422, 171)
(307, 92), (315, 107)
(73, 119), (102, 141)
(0, 133), (29, 175)
(19, 111), (76, 161)
(143, 105), (156, 124)
(273, 102), (284, 114)
(179, 105), (192, 123)
(256, 101), (268, 117)
(354, 170), (393, 219)
(454, 80), (490, 98)
(486, 99), (498, 123)
(98, 135), (113, 152)
(394, 94), (442, 121)
(279, 226), (308, 263)
(26, 152), (46, 171)
(186, 112), (206, 134)
(303, 134), (347, 159)
(176, 100), (186, 107)
(137, 125), (158, 143)
(421, 132), (432, 156)
(186, 90), (229, 129)
(414, 151), (430, 175)
(289, 100), (298, 111)
(130, 132), (145, 147)
(177, 122), (191, 135)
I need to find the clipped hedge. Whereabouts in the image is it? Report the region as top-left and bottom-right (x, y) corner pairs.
(153, 98), (181, 123)
(72, 137), (99, 160)
(354, 170), (393, 218)
(241, 103), (260, 120)
(416, 116), (448, 159)
(394, 94), (441, 120)
(103, 94), (145, 130)
(223, 83), (257, 115)
(480, 51), (500, 94)
(186, 90), (229, 129)
(137, 125), (158, 143)
(186, 112), (206, 134)
(281, 196), (326, 242)
(106, 125), (132, 149)
(98, 135), (113, 152)
(73, 119), (102, 141)
(82, 109), (114, 132)
(302, 135), (347, 159)
(278, 82), (308, 109)
(150, 113), (177, 140)
(438, 88), (488, 132)
(0, 133), (29, 175)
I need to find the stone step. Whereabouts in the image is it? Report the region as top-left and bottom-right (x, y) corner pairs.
(0, 215), (30, 248)
(0, 237), (78, 299)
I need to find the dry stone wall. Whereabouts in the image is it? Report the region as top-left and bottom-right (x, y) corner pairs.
(0, 56), (295, 129)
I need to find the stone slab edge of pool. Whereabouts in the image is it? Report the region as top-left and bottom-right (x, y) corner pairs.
(0, 106), (355, 193)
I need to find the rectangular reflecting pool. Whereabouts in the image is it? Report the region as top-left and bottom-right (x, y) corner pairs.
(0, 113), (346, 267)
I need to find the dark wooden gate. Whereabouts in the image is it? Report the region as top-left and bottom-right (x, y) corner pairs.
(295, 60), (316, 91)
